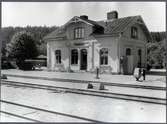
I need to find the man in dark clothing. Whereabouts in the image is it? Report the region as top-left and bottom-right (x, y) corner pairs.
(142, 68), (146, 80)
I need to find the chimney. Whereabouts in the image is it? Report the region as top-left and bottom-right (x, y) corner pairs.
(107, 11), (118, 20)
(80, 15), (88, 20)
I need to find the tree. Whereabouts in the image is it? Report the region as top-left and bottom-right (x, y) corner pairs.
(1, 26), (58, 56)
(147, 39), (166, 68)
(6, 31), (38, 63)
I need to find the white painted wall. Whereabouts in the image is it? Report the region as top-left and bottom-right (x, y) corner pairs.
(47, 40), (69, 71)
(93, 37), (119, 73)
(47, 36), (119, 73)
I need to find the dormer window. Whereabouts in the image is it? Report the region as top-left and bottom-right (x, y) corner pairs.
(131, 27), (138, 39)
(74, 27), (84, 39)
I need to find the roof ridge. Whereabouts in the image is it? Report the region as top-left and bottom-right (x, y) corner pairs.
(96, 15), (140, 22)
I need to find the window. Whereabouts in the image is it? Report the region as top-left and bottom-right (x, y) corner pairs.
(71, 49), (78, 64)
(100, 48), (108, 65)
(55, 50), (61, 64)
(126, 48), (131, 56)
(74, 27), (84, 39)
(131, 27), (138, 39)
(138, 49), (142, 56)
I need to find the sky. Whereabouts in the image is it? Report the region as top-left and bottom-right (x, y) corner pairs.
(2, 2), (166, 32)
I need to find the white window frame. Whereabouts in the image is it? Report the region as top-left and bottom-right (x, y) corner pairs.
(74, 27), (85, 39)
(55, 50), (61, 64)
(100, 48), (108, 65)
(71, 49), (78, 65)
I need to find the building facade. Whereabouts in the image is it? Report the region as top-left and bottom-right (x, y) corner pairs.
(44, 11), (152, 74)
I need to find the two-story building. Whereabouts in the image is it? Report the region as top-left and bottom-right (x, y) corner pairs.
(44, 11), (152, 74)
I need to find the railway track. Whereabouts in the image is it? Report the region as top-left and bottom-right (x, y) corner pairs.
(1, 100), (102, 123)
(4, 74), (166, 91)
(0, 110), (41, 122)
(1, 80), (166, 105)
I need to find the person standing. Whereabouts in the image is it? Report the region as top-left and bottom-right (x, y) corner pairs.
(142, 68), (146, 80)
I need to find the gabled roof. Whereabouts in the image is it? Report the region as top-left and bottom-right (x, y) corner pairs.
(44, 15), (152, 42)
(43, 16), (104, 40)
(97, 16), (138, 34)
(43, 26), (66, 40)
(97, 16), (152, 41)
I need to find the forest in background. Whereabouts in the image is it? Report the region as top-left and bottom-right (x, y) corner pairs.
(1, 26), (58, 57)
(1, 26), (166, 68)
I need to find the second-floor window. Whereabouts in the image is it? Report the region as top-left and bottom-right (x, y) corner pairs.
(55, 50), (61, 64)
(74, 27), (84, 39)
(131, 27), (138, 39)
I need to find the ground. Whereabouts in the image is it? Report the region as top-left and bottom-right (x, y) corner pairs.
(0, 69), (166, 122)
(1, 85), (166, 122)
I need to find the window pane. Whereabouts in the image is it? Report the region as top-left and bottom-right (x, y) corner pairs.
(105, 57), (108, 65)
(82, 28), (84, 38)
(100, 48), (108, 65)
(131, 27), (138, 38)
(75, 29), (77, 38)
(126, 48), (131, 56)
(74, 28), (84, 39)
(138, 49), (142, 56)
(71, 49), (78, 64)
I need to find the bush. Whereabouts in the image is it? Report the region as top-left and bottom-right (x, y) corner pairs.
(18, 61), (35, 70)
(1, 60), (16, 69)
(1, 74), (7, 79)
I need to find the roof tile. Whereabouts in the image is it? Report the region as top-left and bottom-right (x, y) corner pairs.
(44, 16), (141, 40)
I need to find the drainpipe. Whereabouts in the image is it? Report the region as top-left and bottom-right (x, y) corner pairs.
(68, 47), (71, 72)
(66, 42), (71, 72)
(92, 42), (94, 69)
(118, 32), (122, 74)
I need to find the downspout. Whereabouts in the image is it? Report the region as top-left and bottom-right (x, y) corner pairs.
(92, 42), (94, 69)
(66, 42), (71, 72)
(118, 32), (122, 74)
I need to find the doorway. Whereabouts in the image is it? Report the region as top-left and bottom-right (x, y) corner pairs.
(80, 49), (87, 70)
(123, 48), (134, 74)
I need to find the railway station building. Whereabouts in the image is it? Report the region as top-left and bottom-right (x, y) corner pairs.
(44, 11), (152, 74)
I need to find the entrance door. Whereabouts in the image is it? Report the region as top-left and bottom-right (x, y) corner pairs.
(80, 49), (87, 70)
(123, 48), (134, 74)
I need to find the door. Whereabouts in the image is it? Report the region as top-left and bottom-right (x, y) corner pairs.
(80, 49), (87, 70)
(123, 48), (134, 74)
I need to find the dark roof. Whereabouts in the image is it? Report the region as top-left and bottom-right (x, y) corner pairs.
(97, 16), (139, 34)
(44, 15), (151, 41)
(43, 16), (104, 40)
(43, 26), (66, 40)
(78, 16), (103, 28)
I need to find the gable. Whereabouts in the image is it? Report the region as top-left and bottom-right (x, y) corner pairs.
(44, 15), (152, 42)
(121, 16), (152, 42)
(44, 16), (104, 40)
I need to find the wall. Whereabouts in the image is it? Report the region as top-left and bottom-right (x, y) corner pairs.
(47, 40), (69, 71)
(93, 36), (119, 73)
(122, 23), (148, 41)
(47, 36), (119, 73)
(119, 23), (147, 73)
(66, 21), (93, 40)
